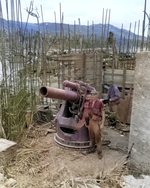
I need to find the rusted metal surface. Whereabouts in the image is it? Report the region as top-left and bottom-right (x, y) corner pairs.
(39, 80), (97, 149)
(63, 80), (80, 90)
(39, 86), (80, 103)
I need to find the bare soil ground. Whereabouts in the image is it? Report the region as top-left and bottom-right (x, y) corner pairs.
(3, 118), (130, 188)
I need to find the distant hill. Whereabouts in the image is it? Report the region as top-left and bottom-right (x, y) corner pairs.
(1, 18), (143, 50)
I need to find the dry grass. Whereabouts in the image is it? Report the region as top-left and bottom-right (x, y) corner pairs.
(59, 156), (129, 188)
(4, 121), (135, 188)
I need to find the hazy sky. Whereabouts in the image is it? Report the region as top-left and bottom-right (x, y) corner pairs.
(1, 0), (150, 34)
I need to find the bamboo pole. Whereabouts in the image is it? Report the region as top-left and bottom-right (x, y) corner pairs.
(78, 18), (82, 53)
(136, 20), (140, 53)
(132, 21), (137, 54)
(83, 53), (86, 81)
(61, 12), (64, 53)
(74, 21), (76, 53)
(68, 24), (71, 54)
(123, 36), (125, 53)
(54, 11), (57, 35)
(141, 0), (147, 51)
(119, 24), (123, 54)
(104, 9), (108, 49)
(126, 23), (132, 54)
(106, 9), (111, 53)
(87, 20), (90, 52)
(99, 9), (105, 98)
(92, 21), (94, 51)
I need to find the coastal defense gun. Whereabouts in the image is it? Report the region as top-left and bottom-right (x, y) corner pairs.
(39, 80), (95, 149)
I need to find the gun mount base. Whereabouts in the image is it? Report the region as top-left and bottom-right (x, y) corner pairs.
(54, 121), (90, 149)
(39, 80), (96, 149)
(54, 133), (90, 149)
(53, 100), (90, 149)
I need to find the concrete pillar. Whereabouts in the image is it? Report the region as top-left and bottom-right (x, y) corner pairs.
(129, 51), (150, 173)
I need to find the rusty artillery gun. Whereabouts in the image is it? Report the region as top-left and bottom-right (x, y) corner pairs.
(39, 80), (95, 149)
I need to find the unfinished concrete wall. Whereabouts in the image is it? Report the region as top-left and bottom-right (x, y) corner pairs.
(129, 51), (150, 173)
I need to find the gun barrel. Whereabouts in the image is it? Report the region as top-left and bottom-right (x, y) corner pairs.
(63, 80), (80, 90)
(39, 86), (80, 103)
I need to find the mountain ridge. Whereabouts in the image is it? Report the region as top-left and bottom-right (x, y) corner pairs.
(1, 18), (143, 49)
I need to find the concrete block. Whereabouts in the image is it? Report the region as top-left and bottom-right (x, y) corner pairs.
(0, 139), (17, 166)
(129, 51), (150, 173)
